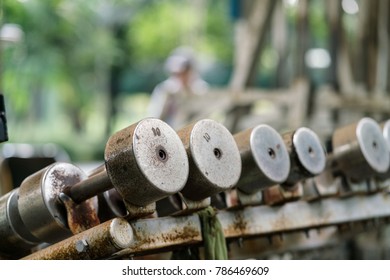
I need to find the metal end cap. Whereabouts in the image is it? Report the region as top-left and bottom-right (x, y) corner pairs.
(250, 125), (290, 183)
(109, 218), (134, 249)
(293, 127), (326, 175)
(133, 118), (189, 195)
(357, 118), (390, 173)
(383, 120), (390, 152)
(190, 119), (242, 190)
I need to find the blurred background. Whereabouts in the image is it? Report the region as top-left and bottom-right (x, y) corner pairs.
(3, 0), (389, 162)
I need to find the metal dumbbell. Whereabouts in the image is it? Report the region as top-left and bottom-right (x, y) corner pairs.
(67, 118), (189, 208)
(262, 127), (326, 205)
(107, 119), (241, 216)
(0, 189), (40, 257)
(234, 124), (291, 194)
(281, 127), (326, 188)
(176, 119), (242, 202)
(0, 118), (189, 255)
(0, 162), (88, 255)
(331, 117), (390, 182)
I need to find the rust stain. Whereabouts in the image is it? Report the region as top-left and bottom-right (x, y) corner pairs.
(130, 222), (200, 253)
(61, 193), (100, 234)
(225, 212), (248, 237)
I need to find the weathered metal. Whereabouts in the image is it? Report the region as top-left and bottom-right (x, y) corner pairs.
(220, 192), (390, 238)
(22, 218), (134, 260)
(177, 119), (242, 201)
(263, 184), (303, 205)
(67, 168), (112, 204)
(234, 124), (290, 194)
(281, 128), (326, 187)
(331, 117), (390, 182)
(0, 190), (39, 256)
(59, 192), (100, 235)
(20, 190), (390, 259)
(116, 215), (202, 257)
(105, 118), (189, 207)
(18, 162), (87, 243)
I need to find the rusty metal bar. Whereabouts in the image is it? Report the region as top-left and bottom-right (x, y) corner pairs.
(22, 191), (390, 259)
(22, 218), (133, 260)
(68, 169), (113, 204)
(115, 215), (202, 257)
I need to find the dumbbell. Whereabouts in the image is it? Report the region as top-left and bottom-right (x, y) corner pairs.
(330, 117), (390, 182)
(152, 119), (242, 215)
(0, 118), (189, 255)
(70, 118), (189, 207)
(261, 127), (326, 205)
(176, 119), (242, 202)
(281, 127), (326, 188)
(233, 124), (291, 195)
(0, 162), (87, 256)
(0, 189), (39, 257)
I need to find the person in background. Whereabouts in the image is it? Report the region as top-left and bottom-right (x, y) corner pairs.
(147, 46), (209, 129)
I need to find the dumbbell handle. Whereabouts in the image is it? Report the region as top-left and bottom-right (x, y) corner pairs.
(66, 165), (112, 204)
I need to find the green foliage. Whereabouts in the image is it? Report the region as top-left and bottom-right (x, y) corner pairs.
(308, 0), (329, 47)
(1, 0), (233, 160)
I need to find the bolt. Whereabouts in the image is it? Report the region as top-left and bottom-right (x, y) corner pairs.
(75, 239), (89, 253)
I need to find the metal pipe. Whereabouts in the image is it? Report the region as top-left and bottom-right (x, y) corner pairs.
(67, 168), (112, 204)
(22, 218), (133, 260)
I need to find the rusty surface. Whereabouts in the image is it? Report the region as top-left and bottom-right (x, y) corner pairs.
(17, 163), (86, 244)
(20, 191), (390, 259)
(219, 191), (390, 239)
(105, 118), (189, 207)
(263, 185), (302, 206)
(59, 193), (100, 235)
(22, 218), (132, 260)
(68, 170), (113, 204)
(115, 215), (202, 257)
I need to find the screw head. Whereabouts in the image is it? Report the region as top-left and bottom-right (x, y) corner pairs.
(75, 239), (89, 253)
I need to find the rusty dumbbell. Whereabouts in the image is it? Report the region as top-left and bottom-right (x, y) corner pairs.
(0, 118), (189, 256)
(0, 162), (88, 257)
(152, 119), (242, 215)
(72, 118), (189, 208)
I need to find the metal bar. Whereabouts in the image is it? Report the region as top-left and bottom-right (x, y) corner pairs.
(68, 170), (113, 204)
(116, 215), (202, 257)
(22, 218), (133, 260)
(22, 192), (390, 259)
(219, 193), (390, 238)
